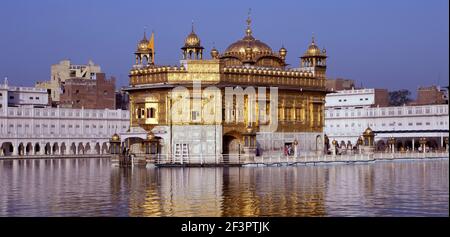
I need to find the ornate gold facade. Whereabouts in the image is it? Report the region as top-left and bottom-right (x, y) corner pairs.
(126, 14), (328, 157)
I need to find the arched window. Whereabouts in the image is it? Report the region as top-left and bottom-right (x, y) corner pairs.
(147, 107), (156, 118)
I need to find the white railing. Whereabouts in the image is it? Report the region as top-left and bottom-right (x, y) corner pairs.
(153, 151), (448, 166)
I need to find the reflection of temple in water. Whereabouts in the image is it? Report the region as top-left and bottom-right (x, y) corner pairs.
(0, 158), (111, 216)
(121, 166), (327, 216)
(114, 167), (223, 216)
(221, 167), (327, 216)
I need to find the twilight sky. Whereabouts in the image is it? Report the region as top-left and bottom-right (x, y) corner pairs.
(0, 0), (448, 93)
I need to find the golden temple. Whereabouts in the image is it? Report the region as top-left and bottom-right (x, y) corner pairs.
(124, 13), (328, 163)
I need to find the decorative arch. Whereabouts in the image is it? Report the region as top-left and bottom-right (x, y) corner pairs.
(78, 142), (85, 155)
(223, 131), (243, 155)
(52, 142), (59, 155)
(376, 140), (386, 151)
(44, 143), (51, 155)
(34, 143), (41, 155)
(70, 143), (77, 155)
(1, 142), (14, 156)
(85, 143), (91, 154)
(60, 143), (66, 155)
(95, 143), (101, 155)
(124, 137), (144, 154)
(101, 142), (109, 154)
(26, 143), (33, 156)
(18, 143), (25, 156)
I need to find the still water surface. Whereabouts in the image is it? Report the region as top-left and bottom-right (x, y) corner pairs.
(0, 158), (448, 216)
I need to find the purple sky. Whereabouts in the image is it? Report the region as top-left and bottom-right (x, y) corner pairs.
(0, 0), (448, 93)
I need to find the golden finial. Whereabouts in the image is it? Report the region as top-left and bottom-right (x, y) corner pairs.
(191, 20), (194, 33)
(311, 32), (315, 45)
(211, 41), (219, 59)
(279, 44), (287, 58)
(143, 26), (148, 40)
(246, 8), (252, 36)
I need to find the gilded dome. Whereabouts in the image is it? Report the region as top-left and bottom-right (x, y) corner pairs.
(224, 13), (272, 54)
(279, 46), (287, 57)
(364, 127), (374, 135)
(136, 32), (150, 52)
(306, 43), (320, 55)
(185, 31), (201, 47)
(303, 36), (325, 57)
(184, 23), (201, 48)
(225, 35), (272, 54)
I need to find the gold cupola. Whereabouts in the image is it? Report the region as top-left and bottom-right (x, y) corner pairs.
(300, 34), (327, 78)
(305, 36), (321, 56)
(181, 22), (204, 60)
(220, 10), (286, 68)
(210, 45), (219, 59)
(111, 133), (120, 141)
(224, 12), (272, 54)
(135, 29), (154, 65)
(137, 35), (150, 52)
(302, 35), (327, 58)
(279, 46), (287, 60)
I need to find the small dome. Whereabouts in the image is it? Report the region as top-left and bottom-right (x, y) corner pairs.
(147, 132), (154, 140)
(210, 47), (219, 59)
(225, 36), (272, 54)
(303, 36), (325, 57)
(279, 46), (287, 57)
(185, 31), (201, 47)
(224, 14), (272, 54)
(306, 44), (321, 55)
(136, 32), (150, 52)
(111, 133), (120, 141)
(364, 127), (374, 135)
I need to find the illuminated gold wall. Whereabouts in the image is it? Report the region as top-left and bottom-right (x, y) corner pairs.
(127, 60), (326, 136)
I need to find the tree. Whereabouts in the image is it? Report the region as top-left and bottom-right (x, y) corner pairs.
(389, 89), (412, 106)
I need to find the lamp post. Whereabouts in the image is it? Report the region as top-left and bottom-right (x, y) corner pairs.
(388, 137), (396, 153)
(419, 137), (427, 153)
(357, 136), (363, 154)
(363, 127), (374, 146)
(331, 139), (337, 156)
(109, 133), (121, 166)
(110, 133), (121, 154)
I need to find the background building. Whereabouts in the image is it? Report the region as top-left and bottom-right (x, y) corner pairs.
(1, 79), (50, 108)
(414, 85), (447, 105)
(326, 88), (389, 108)
(324, 87), (449, 151)
(326, 78), (356, 91)
(36, 59), (102, 104)
(0, 81), (129, 156)
(59, 73), (116, 109)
